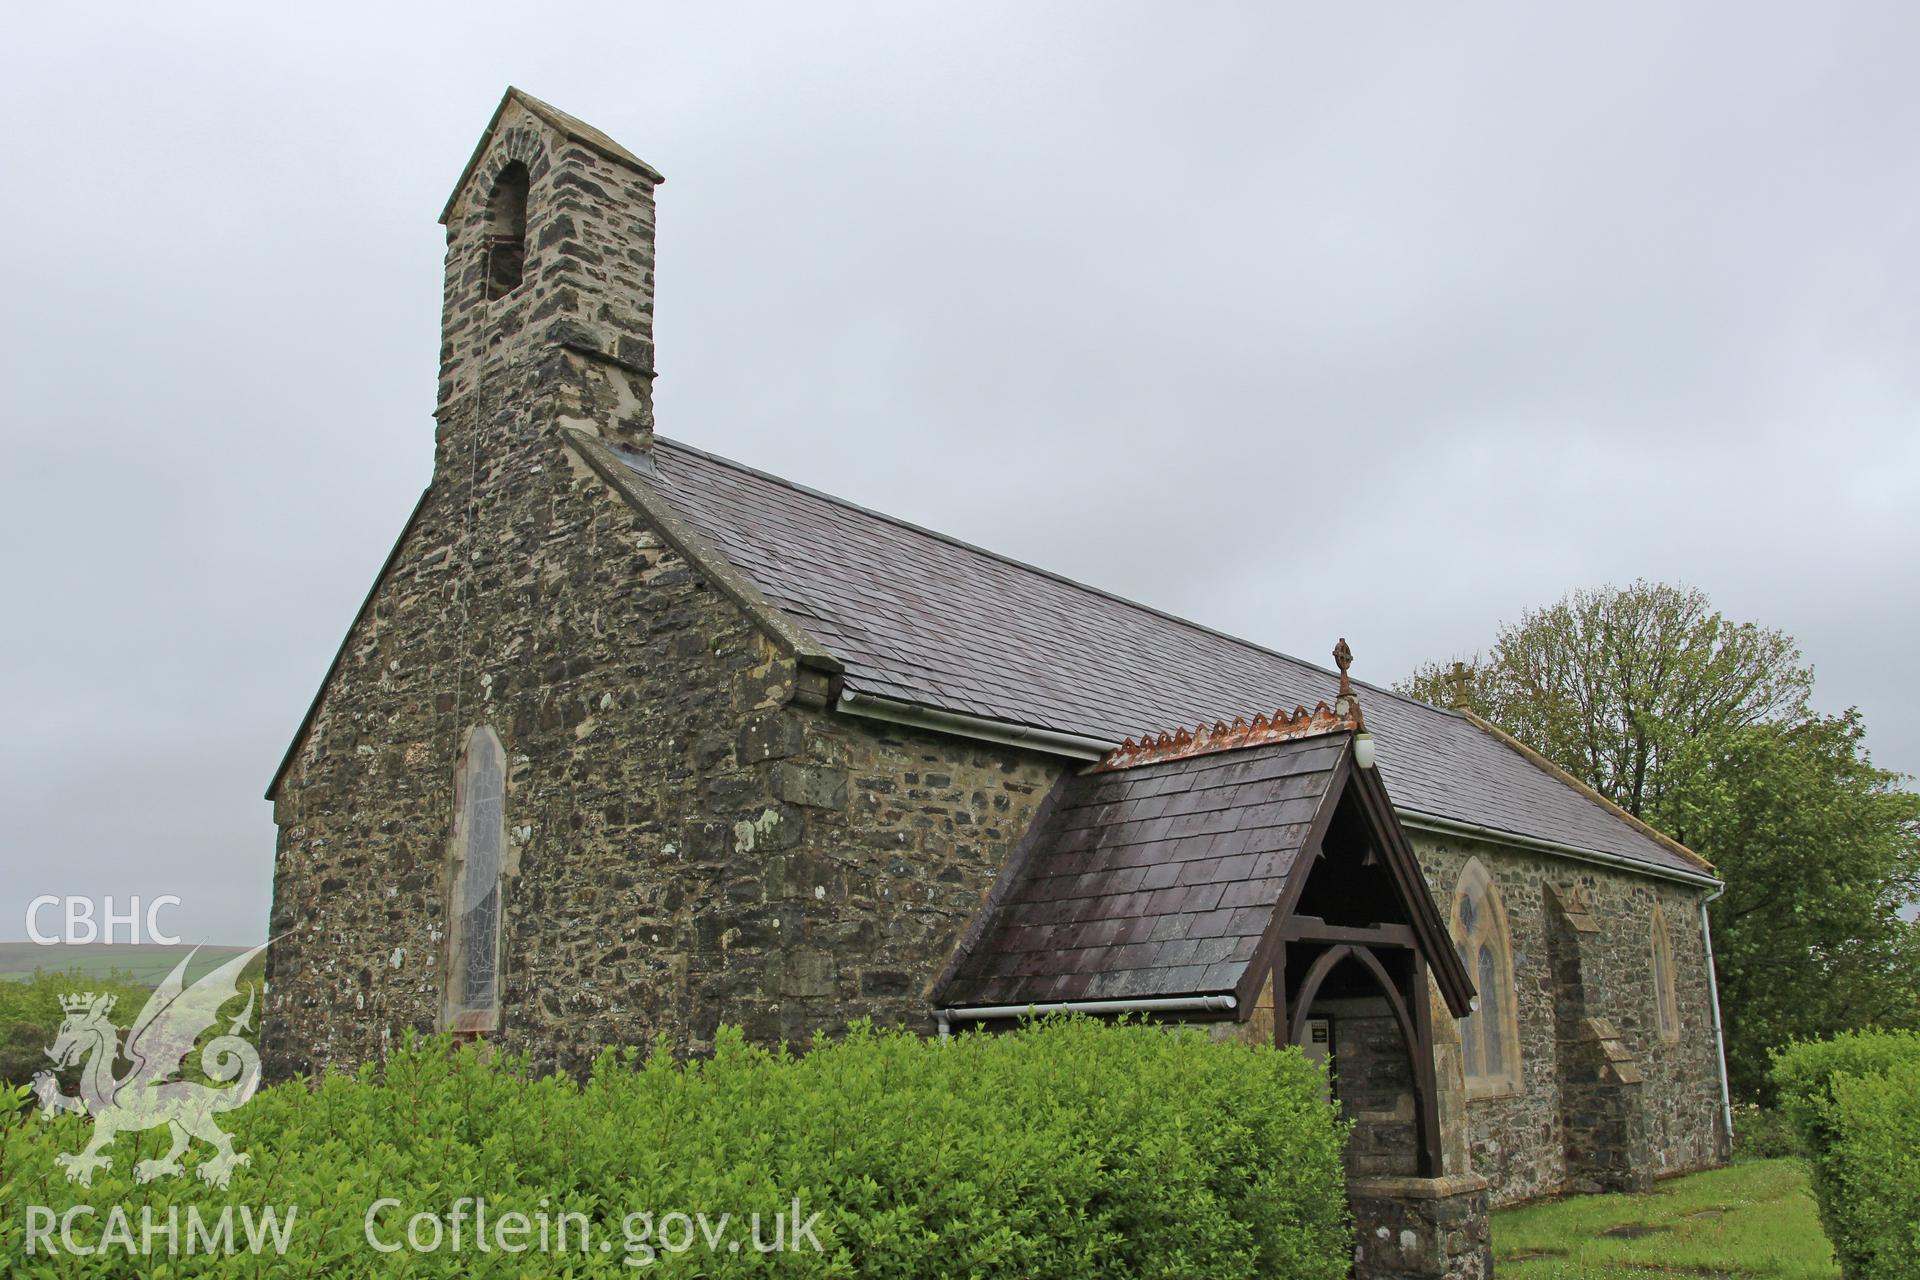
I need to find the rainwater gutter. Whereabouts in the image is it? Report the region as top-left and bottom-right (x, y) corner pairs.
(836, 690), (1115, 762)
(933, 994), (1238, 1040)
(1398, 809), (1723, 891)
(837, 689), (1732, 900)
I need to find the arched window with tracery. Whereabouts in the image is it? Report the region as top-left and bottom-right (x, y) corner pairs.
(1451, 858), (1521, 1096)
(1652, 905), (1680, 1043)
(445, 725), (506, 1033)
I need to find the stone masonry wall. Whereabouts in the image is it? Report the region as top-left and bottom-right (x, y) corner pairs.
(1411, 833), (1728, 1205)
(1349, 1176), (1492, 1280)
(263, 427), (1057, 1076)
(1323, 996), (1421, 1181)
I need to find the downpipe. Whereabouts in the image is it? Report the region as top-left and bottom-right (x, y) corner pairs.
(1701, 883), (1735, 1152)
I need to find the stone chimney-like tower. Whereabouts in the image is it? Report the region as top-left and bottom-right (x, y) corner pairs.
(435, 88), (663, 470)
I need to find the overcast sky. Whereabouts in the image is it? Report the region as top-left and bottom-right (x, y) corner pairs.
(3, 3), (1916, 944)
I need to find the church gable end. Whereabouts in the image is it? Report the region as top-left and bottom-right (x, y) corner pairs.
(267, 91), (1066, 1080)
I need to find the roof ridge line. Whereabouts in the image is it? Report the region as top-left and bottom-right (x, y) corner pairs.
(653, 435), (1446, 718)
(1094, 702), (1358, 772)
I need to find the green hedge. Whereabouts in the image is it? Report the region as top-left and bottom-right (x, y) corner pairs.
(1771, 1030), (1920, 1280)
(0, 970), (158, 1090)
(1, 1016), (1351, 1277)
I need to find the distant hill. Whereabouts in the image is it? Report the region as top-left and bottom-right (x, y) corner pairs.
(0, 941), (262, 988)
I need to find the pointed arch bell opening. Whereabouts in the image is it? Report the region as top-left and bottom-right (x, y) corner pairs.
(483, 160), (530, 300)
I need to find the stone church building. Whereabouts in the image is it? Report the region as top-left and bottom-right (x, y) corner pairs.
(265, 89), (1732, 1277)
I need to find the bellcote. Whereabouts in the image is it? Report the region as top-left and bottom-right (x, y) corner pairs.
(435, 88), (664, 452)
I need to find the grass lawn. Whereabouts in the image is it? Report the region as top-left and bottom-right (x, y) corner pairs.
(1493, 1157), (1837, 1279)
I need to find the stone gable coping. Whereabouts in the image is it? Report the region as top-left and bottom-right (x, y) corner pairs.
(560, 426), (844, 692)
(441, 87), (663, 226)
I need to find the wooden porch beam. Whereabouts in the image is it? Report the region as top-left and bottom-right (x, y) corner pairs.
(1280, 917), (1417, 948)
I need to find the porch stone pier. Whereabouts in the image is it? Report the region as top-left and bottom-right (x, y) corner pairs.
(1350, 1174), (1492, 1280)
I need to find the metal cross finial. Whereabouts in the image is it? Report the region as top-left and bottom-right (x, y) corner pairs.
(1333, 637), (1354, 699)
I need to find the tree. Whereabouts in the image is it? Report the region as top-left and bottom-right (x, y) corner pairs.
(1660, 713), (1920, 1099)
(1401, 582), (1919, 1101)
(1401, 581), (1812, 818)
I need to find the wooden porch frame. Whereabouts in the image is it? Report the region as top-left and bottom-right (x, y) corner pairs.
(1282, 940), (1445, 1177)
(1244, 739), (1469, 1180)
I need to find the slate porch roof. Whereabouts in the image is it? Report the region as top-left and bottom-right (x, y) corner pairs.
(623, 436), (1709, 881)
(937, 733), (1349, 1008)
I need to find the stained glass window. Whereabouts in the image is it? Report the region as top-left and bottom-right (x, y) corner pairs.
(1451, 859), (1520, 1093)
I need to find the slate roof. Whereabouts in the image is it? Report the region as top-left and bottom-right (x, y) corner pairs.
(628, 437), (1709, 881)
(938, 734), (1348, 1008)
